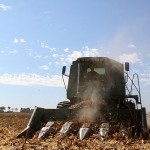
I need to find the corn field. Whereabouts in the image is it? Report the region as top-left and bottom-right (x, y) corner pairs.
(0, 113), (150, 150)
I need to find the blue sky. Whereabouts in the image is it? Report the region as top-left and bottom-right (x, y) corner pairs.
(0, 1), (150, 111)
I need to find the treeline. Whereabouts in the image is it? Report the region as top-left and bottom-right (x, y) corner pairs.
(20, 108), (33, 113)
(0, 106), (17, 112)
(0, 106), (33, 113)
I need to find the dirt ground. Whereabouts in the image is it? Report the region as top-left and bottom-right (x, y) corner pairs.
(1, 112), (150, 150)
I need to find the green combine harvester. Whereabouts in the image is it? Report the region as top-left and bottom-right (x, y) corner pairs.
(17, 57), (148, 140)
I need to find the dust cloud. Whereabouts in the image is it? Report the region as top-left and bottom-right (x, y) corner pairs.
(77, 59), (123, 123)
(78, 81), (107, 122)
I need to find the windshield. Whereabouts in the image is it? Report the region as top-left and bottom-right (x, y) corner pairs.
(78, 62), (106, 90)
(80, 62), (106, 78)
(87, 67), (105, 75)
(77, 62), (107, 99)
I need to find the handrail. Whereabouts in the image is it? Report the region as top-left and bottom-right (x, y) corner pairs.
(124, 72), (142, 107)
(131, 73), (141, 104)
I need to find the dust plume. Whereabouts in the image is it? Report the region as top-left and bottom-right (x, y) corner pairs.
(76, 59), (123, 123)
(78, 81), (107, 122)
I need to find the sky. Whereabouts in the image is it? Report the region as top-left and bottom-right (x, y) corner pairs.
(0, 0), (150, 111)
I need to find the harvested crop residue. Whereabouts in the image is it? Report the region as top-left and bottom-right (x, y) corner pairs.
(0, 113), (150, 150)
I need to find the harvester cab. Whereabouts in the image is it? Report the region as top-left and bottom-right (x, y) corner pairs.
(17, 57), (148, 140)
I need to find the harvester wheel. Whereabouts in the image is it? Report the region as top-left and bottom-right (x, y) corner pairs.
(57, 101), (71, 109)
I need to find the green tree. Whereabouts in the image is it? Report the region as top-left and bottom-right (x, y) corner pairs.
(0, 106), (5, 112)
(8, 106), (11, 111)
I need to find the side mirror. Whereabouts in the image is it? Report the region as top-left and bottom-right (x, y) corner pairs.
(62, 66), (66, 75)
(125, 62), (129, 71)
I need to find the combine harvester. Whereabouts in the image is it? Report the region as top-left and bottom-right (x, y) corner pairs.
(17, 57), (148, 140)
